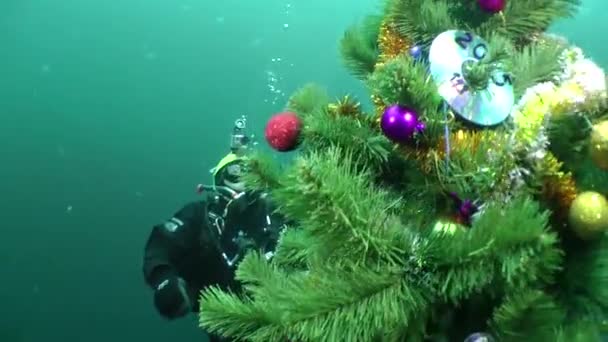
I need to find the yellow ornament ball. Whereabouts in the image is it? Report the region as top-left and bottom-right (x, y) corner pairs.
(590, 120), (608, 170)
(568, 191), (608, 240)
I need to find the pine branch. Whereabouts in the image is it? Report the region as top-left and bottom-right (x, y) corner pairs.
(339, 15), (382, 80)
(555, 319), (603, 342)
(285, 83), (330, 117)
(366, 56), (444, 145)
(201, 251), (429, 342)
(277, 266), (428, 342)
(390, 0), (462, 47)
(198, 286), (271, 342)
(500, 0), (580, 40)
(509, 41), (565, 98)
(270, 146), (407, 265)
(549, 111), (608, 194)
(302, 108), (391, 167)
(242, 152), (285, 193)
(489, 289), (565, 341)
(376, 153), (441, 224)
(271, 228), (312, 271)
(557, 236), (608, 321)
(422, 196), (562, 302)
(546, 112), (591, 170)
(367, 56), (441, 113)
(574, 158), (608, 196)
(200, 196), (564, 341)
(476, 32), (513, 67)
(436, 130), (516, 200)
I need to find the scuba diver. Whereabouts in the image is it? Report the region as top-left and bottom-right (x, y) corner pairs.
(142, 116), (285, 341)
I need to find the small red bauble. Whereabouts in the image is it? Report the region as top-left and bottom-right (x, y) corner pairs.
(264, 111), (302, 152)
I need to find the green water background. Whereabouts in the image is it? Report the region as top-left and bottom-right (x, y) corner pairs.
(0, 1), (606, 341)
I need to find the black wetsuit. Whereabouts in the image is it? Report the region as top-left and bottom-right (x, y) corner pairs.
(143, 194), (283, 341)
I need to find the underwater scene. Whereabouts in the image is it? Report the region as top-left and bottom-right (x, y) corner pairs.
(2, 0), (608, 341)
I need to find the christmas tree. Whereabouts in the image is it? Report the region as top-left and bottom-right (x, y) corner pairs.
(199, 0), (608, 340)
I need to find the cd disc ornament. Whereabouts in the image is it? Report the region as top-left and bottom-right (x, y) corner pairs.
(428, 30), (514, 126)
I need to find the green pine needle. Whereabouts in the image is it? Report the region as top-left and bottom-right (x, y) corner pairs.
(436, 130), (516, 200)
(500, 0), (581, 38)
(271, 228), (313, 270)
(201, 252), (429, 342)
(558, 236), (608, 321)
(199, 287), (272, 341)
(302, 108), (391, 167)
(271, 146), (406, 265)
(338, 15), (382, 80)
(285, 83), (330, 117)
(509, 41), (565, 98)
(574, 158), (608, 195)
(390, 0), (462, 46)
(242, 151), (285, 193)
(366, 56), (444, 144)
(554, 320), (603, 342)
(490, 289), (565, 341)
(425, 196), (562, 301)
(546, 113), (591, 168)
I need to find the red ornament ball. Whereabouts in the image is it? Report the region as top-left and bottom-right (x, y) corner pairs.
(264, 111), (302, 152)
(477, 0), (505, 13)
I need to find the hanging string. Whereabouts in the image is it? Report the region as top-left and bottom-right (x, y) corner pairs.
(443, 100), (451, 169)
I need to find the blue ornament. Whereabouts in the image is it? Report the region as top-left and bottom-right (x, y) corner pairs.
(464, 332), (494, 342)
(409, 44), (423, 59)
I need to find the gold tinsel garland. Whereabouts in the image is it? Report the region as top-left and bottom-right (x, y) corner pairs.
(376, 21), (411, 66)
(513, 32), (569, 51)
(540, 152), (578, 214)
(372, 21), (413, 121)
(327, 94), (578, 214)
(399, 129), (505, 175)
(327, 95), (362, 118)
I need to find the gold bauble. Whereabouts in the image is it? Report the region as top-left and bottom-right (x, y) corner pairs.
(568, 191), (608, 240)
(590, 120), (608, 170)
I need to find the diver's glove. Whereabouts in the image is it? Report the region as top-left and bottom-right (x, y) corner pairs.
(153, 276), (192, 320)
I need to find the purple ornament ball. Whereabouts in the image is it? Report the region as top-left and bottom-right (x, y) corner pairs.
(380, 105), (425, 143)
(477, 0), (505, 13)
